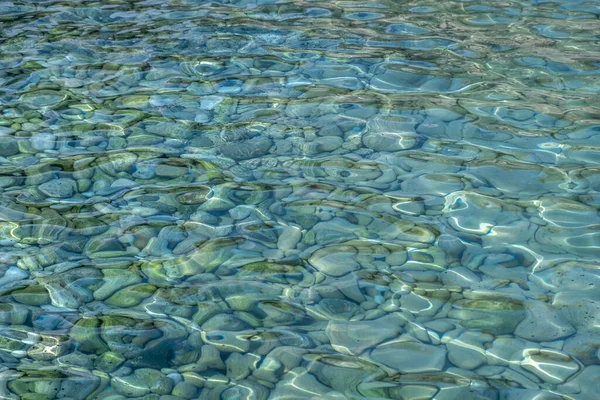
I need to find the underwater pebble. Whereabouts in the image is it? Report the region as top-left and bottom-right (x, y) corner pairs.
(0, 137), (18, 156)
(220, 137), (272, 160)
(371, 339), (447, 373)
(515, 301), (576, 342)
(326, 314), (404, 355)
(309, 246), (359, 277)
(362, 131), (419, 152)
(518, 348), (580, 384)
(38, 178), (77, 198)
(444, 330), (492, 370)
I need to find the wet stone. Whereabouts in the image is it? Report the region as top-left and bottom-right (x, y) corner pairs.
(112, 374), (150, 397)
(12, 285), (50, 306)
(95, 351), (126, 373)
(220, 137), (272, 160)
(104, 284), (156, 307)
(518, 348), (580, 384)
(362, 131), (419, 152)
(38, 178), (77, 198)
(312, 298), (362, 321)
(308, 245), (359, 277)
(0, 303), (29, 324)
(326, 314), (403, 355)
(0, 137), (19, 156)
(370, 339), (447, 373)
(155, 164), (188, 178)
(31, 133), (56, 151)
(563, 332), (600, 365)
(559, 365), (600, 400)
(202, 314), (250, 331)
(448, 297), (527, 335)
(56, 352), (94, 369)
(172, 382), (197, 398)
(514, 301), (576, 342)
(441, 267), (480, 288)
(445, 330), (492, 370)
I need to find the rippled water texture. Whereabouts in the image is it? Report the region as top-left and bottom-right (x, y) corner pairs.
(1, 0), (600, 398)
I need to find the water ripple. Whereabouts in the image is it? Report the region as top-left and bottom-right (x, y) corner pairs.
(1, 0), (600, 398)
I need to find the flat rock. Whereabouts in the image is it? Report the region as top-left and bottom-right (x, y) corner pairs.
(38, 178), (77, 198)
(112, 374), (150, 397)
(557, 365), (600, 399)
(440, 267), (480, 288)
(326, 314), (402, 355)
(517, 348), (580, 384)
(270, 367), (332, 399)
(308, 245), (359, 277)
(486, 337), (527, 366)
(449, 298), (526, 335)
(277, 226), (302, 251)
(563, 332), (600, 365)
(362, 131), (418, 152)
(202, 313), (250, 331)
(515, 302), (575, 342)
(371, 339), (447, 373)
(0, 136), (18, 156)
(155, 164), (188, 178)
(220, 137), (272, 160)
(445, 330), (492, 370)
(554, 290), (600, 333)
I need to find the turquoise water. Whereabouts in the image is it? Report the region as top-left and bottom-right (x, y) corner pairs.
(1, 0), (600, 398)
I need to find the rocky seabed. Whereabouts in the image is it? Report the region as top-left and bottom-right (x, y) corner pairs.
(2, 0), (600, 399)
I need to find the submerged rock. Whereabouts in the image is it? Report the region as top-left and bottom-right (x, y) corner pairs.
(308, 245), (359, 277)
(220, 137), (272, 160)
(370, 339), (447, 373)
(518, 348), (580, 384)
(449, 297), (527, 335)
(326, 314), (403, 355)
(0, 137), (19, 156)
(38, 178), (77, 198)
(362, 131), (419, 152)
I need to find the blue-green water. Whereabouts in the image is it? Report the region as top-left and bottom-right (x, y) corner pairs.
(1, 0), (600, 398)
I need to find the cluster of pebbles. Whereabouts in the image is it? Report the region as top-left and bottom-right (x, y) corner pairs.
(2, 0), (600, 399)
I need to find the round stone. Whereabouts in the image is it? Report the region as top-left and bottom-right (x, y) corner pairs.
(362, 131), (419, 152)
(220, 137), (272, 160)
(371, 340), (447, 373)
(38, 178), (77, 198)
(0, 136), (19, 156)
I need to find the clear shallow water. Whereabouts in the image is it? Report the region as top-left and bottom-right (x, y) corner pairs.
(1, 0), (600, 398)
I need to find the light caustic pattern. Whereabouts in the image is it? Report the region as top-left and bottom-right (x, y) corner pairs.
(1, 0), (600, 399)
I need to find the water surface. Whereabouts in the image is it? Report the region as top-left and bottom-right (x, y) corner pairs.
(1, 0), (600, 399)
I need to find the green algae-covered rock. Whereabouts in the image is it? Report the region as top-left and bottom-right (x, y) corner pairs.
(93, 268), (142, 301)
(12, 285), (50, 306)
(112, 374), (150, 397)
(449, 298), (527, 335)
(0, 303), (29, 325)
(94, 351), (126, 373)
(70, 317), (109, 355)
(104, 284), (157, 307)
